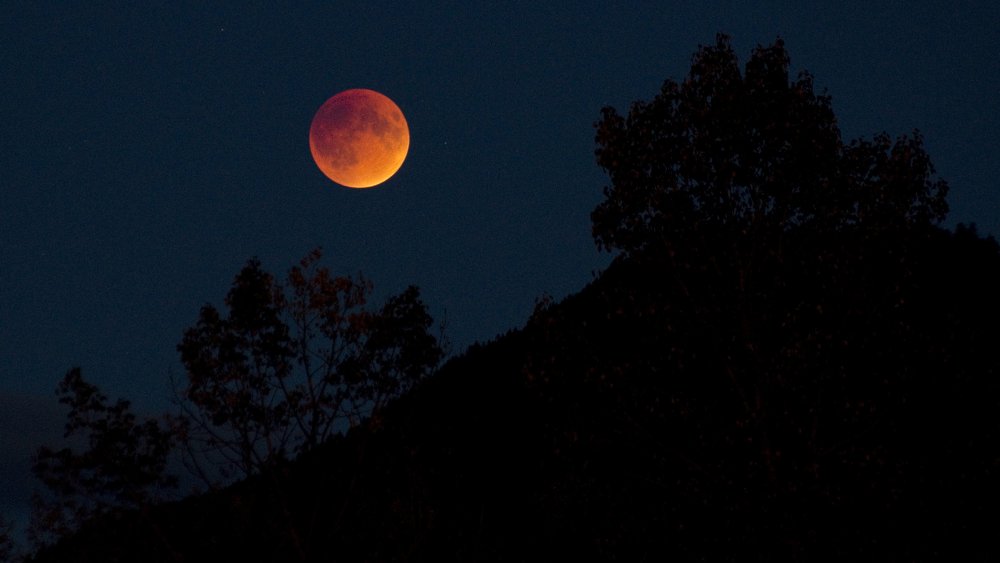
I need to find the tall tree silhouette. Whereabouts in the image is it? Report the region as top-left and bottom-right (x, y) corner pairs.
(514, 34), (993, 557)
(29, 368), (176, 548)
(592, 34), (948, 259)
(175, 248), (443, 483)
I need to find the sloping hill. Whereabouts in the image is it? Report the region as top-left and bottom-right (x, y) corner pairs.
(29, 225), (1000, 561)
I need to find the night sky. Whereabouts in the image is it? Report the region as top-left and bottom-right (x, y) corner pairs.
(2, 1), (998, 532)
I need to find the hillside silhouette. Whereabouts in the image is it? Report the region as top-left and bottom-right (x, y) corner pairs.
(24, 225), (1000, 561)
(20, 35), (1000, 561)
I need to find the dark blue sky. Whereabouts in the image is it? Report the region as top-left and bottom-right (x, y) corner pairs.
(2, 1), (998, 532)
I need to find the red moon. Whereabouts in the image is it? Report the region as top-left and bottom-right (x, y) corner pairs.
(309, 89), (410, 188)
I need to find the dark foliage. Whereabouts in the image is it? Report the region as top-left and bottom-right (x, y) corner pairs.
(592, 34), (948, 258)
(29, 369), (176, 548)
(174, 249), (443, 484)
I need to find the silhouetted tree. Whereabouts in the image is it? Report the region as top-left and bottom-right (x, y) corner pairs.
(175, 248), (443, 484)
(584, 38), (954, 502)
(511, 34), (992, 558)
(29, 369), (176, 548)
(592, 34), (948, 258)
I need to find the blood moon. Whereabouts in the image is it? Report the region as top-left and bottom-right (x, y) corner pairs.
(309, 89), (410, 188)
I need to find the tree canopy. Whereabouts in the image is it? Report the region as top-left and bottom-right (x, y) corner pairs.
(175, 249), (444, 482)
(29, 368), (176, 548)
(23, 250), (445, 559)
(592, 34), (948, 257)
